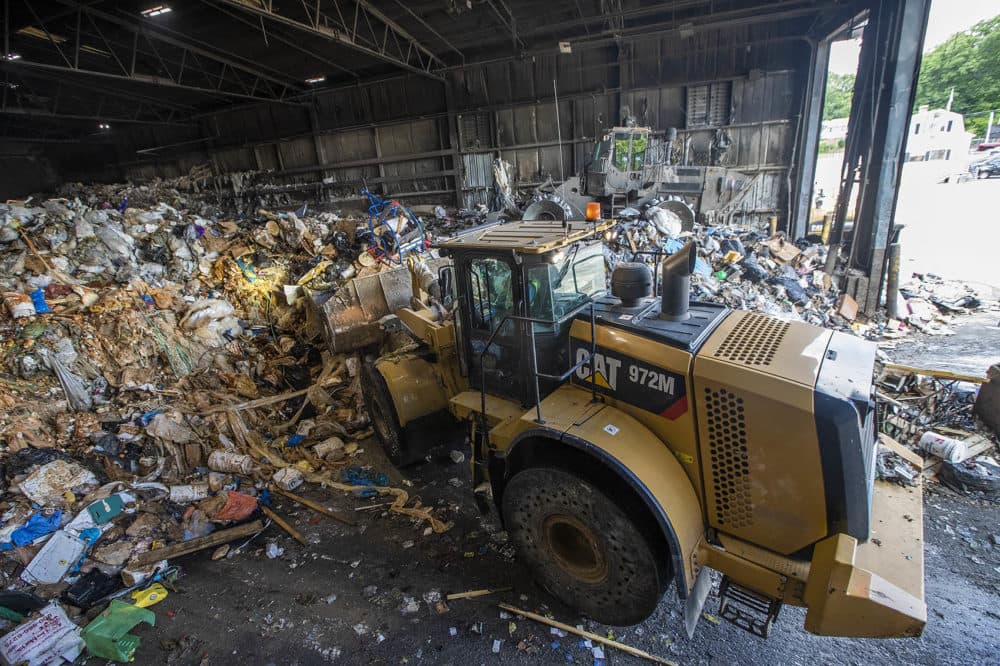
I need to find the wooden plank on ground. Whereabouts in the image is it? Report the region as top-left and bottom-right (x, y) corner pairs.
(131, 520), (264, 567)
(881, 363), (985, 384)
(955, 434), (995, 463)
(879, 433), (926, 469)
(497, 603), (677, 665)
(271, 486), (356, 525)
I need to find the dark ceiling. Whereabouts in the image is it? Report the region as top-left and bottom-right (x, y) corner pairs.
(0, 0), (855, 143)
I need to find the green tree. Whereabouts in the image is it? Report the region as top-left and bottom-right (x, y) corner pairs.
(823, 72), (855, 120)
(915, 15), (1000, 140)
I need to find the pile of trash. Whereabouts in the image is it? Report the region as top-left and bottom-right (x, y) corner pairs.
(601, 208), (996, 339)
(875, 361), (999, 494)
(0, 187), (454, 663)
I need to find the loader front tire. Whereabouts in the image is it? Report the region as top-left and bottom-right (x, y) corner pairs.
(362, 361), (408, 466)
(502, 467), (663, 625)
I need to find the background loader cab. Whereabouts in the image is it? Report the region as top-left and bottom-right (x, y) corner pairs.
(364, 219), (927, 639)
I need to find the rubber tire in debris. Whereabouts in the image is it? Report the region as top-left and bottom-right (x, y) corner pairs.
(362, 361), (408, 467)
(502, 467), (663, 626)
(938, 459), (1000, 496)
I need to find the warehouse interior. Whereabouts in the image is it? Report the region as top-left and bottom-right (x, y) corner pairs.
(11, 2), (1000, 665)
(2, 0), (929, 309)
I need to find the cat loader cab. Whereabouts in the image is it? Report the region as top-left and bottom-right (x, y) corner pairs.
(362, 218), (926, 639)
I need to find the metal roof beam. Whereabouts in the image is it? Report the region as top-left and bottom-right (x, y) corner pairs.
(196, 0), (361, 80)
(208, 0), (445, 81)
(50, 0), (305, 90)
(0, 58), (304, 106)
(9, 0), (305, 105)
(0, 106), (193, 126)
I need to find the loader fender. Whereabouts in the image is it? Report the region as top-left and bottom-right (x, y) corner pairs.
(374, 353), (450, 427)
(500, 404), (705, 598)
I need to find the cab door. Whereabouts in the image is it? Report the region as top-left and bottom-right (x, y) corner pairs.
(456, 253), (527, 403)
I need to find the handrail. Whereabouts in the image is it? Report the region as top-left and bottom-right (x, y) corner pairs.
(478, 301), (598, 429)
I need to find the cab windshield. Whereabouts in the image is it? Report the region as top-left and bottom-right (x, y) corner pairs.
(527, 243), (607, 322)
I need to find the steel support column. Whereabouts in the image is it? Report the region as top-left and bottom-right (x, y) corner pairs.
(789, 37), (830, 239)
(843, 0), (931, 314)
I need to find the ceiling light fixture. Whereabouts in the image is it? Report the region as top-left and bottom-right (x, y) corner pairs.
(17, 27), (66, 43)
(305, 76), (326, 84)
(3, 53), (21, 61)
(140, 5), (172, 17)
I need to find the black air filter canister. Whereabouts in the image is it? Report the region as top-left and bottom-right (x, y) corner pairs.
(611, 263), (653, 307)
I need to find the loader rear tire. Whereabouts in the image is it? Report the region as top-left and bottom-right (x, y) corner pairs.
(362, 361), (408, 467)
(502, 467), (663, 626)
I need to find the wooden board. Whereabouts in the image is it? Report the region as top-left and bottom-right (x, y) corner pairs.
(879, 433), (926, 469)
(881, 363), (985, 384)
(131, 520), (264, 567)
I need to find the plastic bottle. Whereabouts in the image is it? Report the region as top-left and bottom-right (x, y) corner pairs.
(29, 289), (51, 314)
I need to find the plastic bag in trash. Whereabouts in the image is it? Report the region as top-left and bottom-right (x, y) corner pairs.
(19, 460), (99, 507)
(179, 299), (242, 347)
(7, 511), (63, 548)
(768, 276), (809, 305)
(0, 602), (84, 666)
(39, 348), (92, 412)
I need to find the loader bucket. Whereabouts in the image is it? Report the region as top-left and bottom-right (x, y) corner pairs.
(317, 258), (449, 353)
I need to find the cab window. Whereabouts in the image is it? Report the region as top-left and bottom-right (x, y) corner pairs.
(630, 133), (647, 170)
(468, 257), (513, 332)
(592, 136), (611, 163)
(527, 245), (607, 322)
(613, 132), (631, 171)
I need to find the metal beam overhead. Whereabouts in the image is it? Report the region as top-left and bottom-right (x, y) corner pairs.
(1, 58), (302, 105)
(195, 0), (361, 80)
(208, 0), (446, 81)
(0, 106), (193, 126)
(7, 0), (306, 104)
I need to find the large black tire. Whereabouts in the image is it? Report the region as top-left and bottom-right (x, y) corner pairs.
(502, 467), (664, 625)
(938, 459), (1000, 496)
(362, 361), (408, 466)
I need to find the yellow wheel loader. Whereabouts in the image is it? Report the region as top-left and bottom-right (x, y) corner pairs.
(360, 218), (926, 639)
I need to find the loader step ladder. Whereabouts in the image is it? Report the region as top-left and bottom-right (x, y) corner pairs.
(609, 192), (625, 219)
(718, 576), (782, 638)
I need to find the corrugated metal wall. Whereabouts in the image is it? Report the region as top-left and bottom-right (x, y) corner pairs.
(68, 24), (808, 225)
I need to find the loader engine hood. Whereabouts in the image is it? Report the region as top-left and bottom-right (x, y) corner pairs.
(693, 310), (877, 553)
(571, 297), (878, 554)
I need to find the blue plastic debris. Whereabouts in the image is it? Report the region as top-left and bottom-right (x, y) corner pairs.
(662, 238), (685, 255)
(339, 466), (389, 487)
(10, 510), (62, 547)
(693, 257), (713, 277)
(70, 528), (102, 575)
(137, 410), (163, 427)
(29, 289), (51, 314)
(286, 434), (306, 447)
(141, 294), (155, 308)
(550, 641), (561, 650)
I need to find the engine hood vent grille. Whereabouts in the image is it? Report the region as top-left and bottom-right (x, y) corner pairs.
(714, 313), (790, 367)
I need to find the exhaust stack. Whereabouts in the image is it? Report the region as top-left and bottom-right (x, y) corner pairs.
(659, 241), (697, 322)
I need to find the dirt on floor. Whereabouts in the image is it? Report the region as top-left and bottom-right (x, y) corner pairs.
(125, 426), (1000, 666)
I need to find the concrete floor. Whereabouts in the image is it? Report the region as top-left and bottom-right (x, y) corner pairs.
(815, 153), (1000, 291)
(129, 431), (1000, 666)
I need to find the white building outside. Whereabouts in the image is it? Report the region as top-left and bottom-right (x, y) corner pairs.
(904, 105), (972, 162)
(821, 117), (849, 142)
